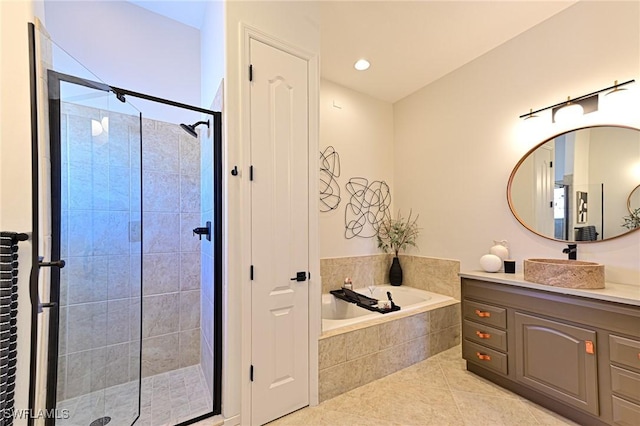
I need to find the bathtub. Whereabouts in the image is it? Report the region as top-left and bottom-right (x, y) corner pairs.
(322, 285), (456, 332)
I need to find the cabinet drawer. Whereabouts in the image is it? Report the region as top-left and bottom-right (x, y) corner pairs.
(612, 395), (640, 426)
(610, 335), (640, 372)
(611, 365), (640, 405)
(463, 319), (507, 352)
(463, 299), (506, 329)
(463, 340), (508, 375)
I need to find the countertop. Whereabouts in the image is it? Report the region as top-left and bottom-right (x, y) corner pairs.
(459, 271), (640, 307)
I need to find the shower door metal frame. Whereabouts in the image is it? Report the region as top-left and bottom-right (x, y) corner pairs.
(41, 69), (223, 424)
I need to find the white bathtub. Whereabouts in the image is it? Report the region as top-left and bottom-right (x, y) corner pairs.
(322, 285), (456, 332)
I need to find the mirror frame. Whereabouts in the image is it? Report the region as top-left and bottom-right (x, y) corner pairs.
(507, 124), (640, 243)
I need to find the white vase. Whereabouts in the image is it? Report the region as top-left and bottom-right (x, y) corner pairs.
(480, 254), (502, 273)
(490, 240), (509, 261)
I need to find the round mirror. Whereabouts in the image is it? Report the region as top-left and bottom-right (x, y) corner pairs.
(508, 125), (640, 242)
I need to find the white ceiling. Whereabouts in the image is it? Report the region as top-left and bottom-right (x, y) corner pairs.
(131, 0), (577, 103)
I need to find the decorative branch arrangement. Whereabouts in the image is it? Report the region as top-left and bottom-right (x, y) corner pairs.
(621, 207), (640, 230)
(319, 146), (341, 212)
(344, 178), (391, 239)
(376, 210), (420, 256)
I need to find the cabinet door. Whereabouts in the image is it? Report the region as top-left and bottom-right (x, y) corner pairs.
(515, 312), (599, 415)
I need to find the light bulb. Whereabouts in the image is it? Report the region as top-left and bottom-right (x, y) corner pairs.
(554, 102), (584, 124)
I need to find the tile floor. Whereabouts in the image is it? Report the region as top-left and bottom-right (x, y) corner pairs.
(268, 345), (579, 426)
(137, 364), (213, 425)
(57, 364), (213, 426)
(57, 347), (579, 426)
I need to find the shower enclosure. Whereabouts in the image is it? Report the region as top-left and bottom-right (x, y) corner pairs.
(29, 24), (222, 426)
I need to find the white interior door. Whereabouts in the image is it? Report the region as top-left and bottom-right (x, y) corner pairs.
(249, 38), (309, 425)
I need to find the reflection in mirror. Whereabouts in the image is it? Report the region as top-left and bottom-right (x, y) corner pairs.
(623, 184), (640, 230)
(508, 125), (640, 242)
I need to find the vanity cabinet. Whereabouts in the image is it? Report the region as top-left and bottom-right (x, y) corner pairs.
(461, 277), (640, 426)
(514, 312), (599, 415)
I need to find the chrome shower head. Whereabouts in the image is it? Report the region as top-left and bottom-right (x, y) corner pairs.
(180, 120), (210, 138)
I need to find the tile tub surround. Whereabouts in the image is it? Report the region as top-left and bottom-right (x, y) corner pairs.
(320, 254), (461, 300)
(318, 302), (461, 402)
(320, 254), (392, 294)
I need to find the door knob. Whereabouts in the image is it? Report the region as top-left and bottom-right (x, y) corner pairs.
(290, 272), (307, 282)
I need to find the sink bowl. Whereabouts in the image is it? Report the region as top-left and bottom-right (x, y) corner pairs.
(523, 258), (605, 289)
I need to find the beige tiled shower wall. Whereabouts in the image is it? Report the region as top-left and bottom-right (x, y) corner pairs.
(141, 118), (201, 378)
(57, 104), (202, 401)
(320, 254), (461, 300)
(318, 303), (461, 402)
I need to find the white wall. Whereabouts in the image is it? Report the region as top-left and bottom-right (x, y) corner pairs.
(0, 1), (35, 424)
(393, 1), (640, 285)
(319, 79), (395, 258)
(223, 1), (320, 422)
(589, 127), (640, 239)
(201, 1), (225, 110)
(42, 0), (201, 123)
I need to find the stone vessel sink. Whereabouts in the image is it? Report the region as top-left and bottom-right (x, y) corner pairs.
(523, 258), (605, 289)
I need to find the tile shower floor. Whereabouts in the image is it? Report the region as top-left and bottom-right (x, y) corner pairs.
(57, 364), (212, 426)
(268, 345), (579, 426)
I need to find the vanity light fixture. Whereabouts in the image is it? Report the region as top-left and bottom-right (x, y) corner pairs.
(553, 96), (585, 124)
(354, 59), (370, 71)
(519, 79), (635, 122)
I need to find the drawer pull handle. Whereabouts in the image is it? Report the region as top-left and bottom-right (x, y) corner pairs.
(475, 309), (491, 318)
(585, 340), (595, 355)
(476, 352), (491, 361)
(476, 331), (491, 339)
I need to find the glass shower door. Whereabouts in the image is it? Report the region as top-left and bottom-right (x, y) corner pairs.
(47, 71), (142, 426)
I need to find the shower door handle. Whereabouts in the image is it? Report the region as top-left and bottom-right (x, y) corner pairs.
(38, 259), (66, 269)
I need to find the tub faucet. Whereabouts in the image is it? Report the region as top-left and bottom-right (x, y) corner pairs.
(386, 291), (396, 309)
(562, 244), (577, 260)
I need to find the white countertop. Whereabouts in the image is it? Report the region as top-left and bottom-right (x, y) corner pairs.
(459, 271), (640, 307)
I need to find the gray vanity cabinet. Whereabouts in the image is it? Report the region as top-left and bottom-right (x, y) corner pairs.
(514, 312), (599, 415)
(461, 277), (640, 426)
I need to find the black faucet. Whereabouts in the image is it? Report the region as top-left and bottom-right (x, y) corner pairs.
(562, 244), (577, 260)
(386, 291), (396, 309)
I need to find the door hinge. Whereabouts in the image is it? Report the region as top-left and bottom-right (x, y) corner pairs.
(249, 165), (254, 181)
(250, 365), (254, 381)
(249, 64), (253, 82)
(250, 265), (254, 280)
(550, 161), (553, 168)
(308, 272), (311, 280)
(550, 201), (553, 208)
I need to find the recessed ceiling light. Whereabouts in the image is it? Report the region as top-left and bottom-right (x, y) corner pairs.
(354, 59), (370, 71)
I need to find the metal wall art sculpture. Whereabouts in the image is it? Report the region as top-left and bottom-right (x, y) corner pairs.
(344, 178), (391, 239)
(319, 146), (341, 212)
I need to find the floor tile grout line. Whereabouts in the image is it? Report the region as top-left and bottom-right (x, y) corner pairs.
(435, 357), (467, 424)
